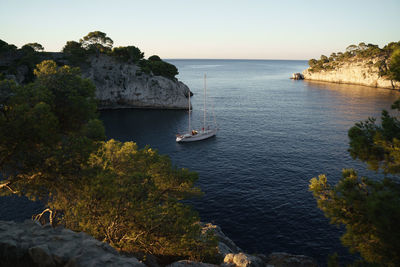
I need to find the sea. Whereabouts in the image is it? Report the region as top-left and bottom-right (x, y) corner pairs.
(1, 59), (399, 265)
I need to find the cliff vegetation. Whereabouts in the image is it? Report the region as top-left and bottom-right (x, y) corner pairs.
(306, 41), (400, 89)
(0, 31), (179, 83)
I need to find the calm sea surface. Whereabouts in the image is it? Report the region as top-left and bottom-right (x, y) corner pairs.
(1, 60), (399, 265)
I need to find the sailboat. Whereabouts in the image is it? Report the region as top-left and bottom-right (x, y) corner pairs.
(176, 74), (217, 143)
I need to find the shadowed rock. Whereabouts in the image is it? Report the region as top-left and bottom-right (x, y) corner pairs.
(0, 220), (145, 267)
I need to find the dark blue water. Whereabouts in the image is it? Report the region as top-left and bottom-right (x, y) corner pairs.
(1, 60), (399, 265)
(100, 60), (400, 265)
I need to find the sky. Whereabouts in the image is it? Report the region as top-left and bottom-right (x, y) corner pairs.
(1, 0), (399, 60)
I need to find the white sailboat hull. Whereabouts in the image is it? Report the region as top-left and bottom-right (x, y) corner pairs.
(176, 129), (217, 143)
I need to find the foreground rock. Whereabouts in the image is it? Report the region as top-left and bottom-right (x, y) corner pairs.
(0, 220), (318, 267)
(0, 220), (145, 267)
(201, 223), (242, 257)
(200, 223), (318, 267)
(302, 58), (398, 89)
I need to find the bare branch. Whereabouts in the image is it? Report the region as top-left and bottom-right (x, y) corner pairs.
(0, 181), (18, 194)
(33, 208), (53, 226)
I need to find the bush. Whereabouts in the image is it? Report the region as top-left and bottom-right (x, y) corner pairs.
(58, 139), (219, 262)
(140, 57), (179, 79)
(110, 46), (144, 63)
(62, 41), (88, 66)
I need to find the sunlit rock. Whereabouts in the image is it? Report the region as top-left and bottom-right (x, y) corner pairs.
(83, 54), (191, 109)
(302, 58), (399, 89)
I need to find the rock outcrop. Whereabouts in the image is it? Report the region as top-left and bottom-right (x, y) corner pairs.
(83, 55), (191, 110)
(0, 52), (191, 110)
(290, 73), (304, 80)
(201, 223), (318, 267)
(302, 58), (399, 89)
(0, 220), (145, 267)
(0, 220), (318, 267)
(201, 223), (242, 257)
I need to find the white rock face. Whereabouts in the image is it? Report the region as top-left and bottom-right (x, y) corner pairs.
(302, 58), (399, 89)
(82, 55), (191, 109)
(0, 220), (145, 267)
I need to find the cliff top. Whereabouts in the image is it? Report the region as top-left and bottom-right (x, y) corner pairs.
(0, 31), (179, 84)
(307, 41), (400, 74)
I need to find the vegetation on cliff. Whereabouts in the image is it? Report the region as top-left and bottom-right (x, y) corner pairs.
(310, 98), (400, 266)
(0, 61), (218, 263)
(307, 41), (400, 88)
(0, 31), (179, 83)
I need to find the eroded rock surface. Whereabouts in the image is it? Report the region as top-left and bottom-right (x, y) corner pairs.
(83, 55), (191, 109)
(302, 58), (399, 89)
(201, 223), (242, 257)
(0, 220), (145, 267)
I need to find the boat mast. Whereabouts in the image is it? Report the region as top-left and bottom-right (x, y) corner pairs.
(203, 74), (206, 131)
(188, 89), (191, 134)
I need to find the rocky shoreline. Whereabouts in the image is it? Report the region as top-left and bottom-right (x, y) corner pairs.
(301, 58), (399, 90)
(0, 220), (317, 267)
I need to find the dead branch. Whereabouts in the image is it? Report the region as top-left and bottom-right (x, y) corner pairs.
(33, 208), (53, 226)
(0, 181), (18, 194)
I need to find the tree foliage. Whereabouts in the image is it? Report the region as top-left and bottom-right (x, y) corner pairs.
(140, 56), (179, 80)
(56, 139), (218, 261)
(309, 98), (400, 266)
(387, 49), (400, 83)
(62, 41), (88, 65)
(80, 31), (114, 54)
(0, 39), (17, 54)
(310, 171), (400, 266)
(22, 43), (44, 52)
(110, 46), (144, 63)
(0, 60), (102, 201)
(0, 60), (218, 262)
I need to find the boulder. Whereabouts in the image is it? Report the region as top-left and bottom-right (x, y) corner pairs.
(0, 220), (145, 267)
(290, 73), (304, 80)
(224, 253), (264, 267)
(201, 223), (242, 257)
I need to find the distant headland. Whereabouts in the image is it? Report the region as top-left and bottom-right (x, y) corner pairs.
(0, 31), (191, 109)
(301, 41), (400, 89)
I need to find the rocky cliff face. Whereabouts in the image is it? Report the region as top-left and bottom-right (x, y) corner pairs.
(82, 55), (191, 110)
(0, 52), (191, 110)
(302, 58), (399, 89)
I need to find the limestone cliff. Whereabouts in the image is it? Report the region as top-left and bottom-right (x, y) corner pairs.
(302, 58), (399, 89)
(0, 52), (191, 110)
(83, 55), (191, 110)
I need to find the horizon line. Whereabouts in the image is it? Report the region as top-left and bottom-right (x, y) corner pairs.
(164, 58), (309, 61)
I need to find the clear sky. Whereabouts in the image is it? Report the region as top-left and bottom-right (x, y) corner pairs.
(1, 0), (399, 60)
